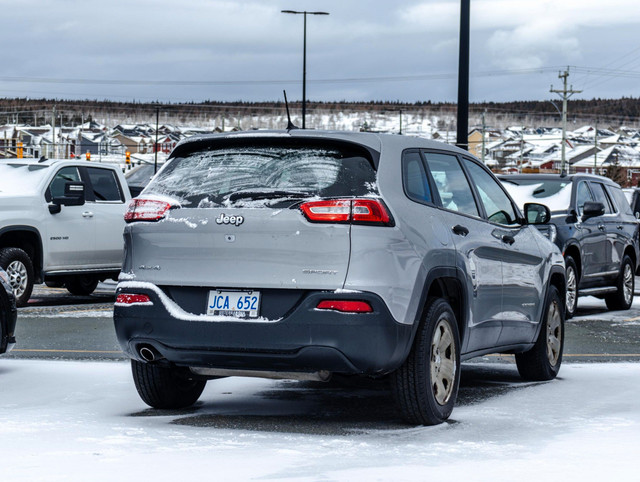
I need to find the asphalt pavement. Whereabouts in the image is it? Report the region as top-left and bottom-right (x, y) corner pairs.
(5, 279), (640, 364)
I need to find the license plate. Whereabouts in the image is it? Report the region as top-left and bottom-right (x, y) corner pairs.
(206, 290), (261, 318)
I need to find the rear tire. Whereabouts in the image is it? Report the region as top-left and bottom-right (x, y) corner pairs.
(392, 298), (461, 425)
(516, 285), (564, 381)
(65, 275), (99, 296)
(131, 360), (206, 409)
(0, 247), (34, 307)
(605, 255), (634, 311)
(564, 256), (578, 319)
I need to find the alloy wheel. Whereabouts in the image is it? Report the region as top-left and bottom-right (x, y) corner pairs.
(430, 318), (457, 406)
(546, 298), (562, 366)
(566, 266), (577, 314)
(623, 263), (633, 305)
(7, 259), (28, 298)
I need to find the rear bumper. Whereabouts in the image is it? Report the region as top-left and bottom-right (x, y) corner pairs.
(113, 282), (413, 376)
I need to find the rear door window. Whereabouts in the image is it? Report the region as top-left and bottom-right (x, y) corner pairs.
(145, 141), (378, 207)
(423, 152), (479, 217)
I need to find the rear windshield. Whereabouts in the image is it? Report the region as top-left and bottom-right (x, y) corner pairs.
(143, 141), (378, 207)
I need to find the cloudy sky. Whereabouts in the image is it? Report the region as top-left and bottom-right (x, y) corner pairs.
(1, 0), (639, 103)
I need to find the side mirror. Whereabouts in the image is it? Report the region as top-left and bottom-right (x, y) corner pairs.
(51, 181), (86, 207)
(582, 201), (605, 221)
(524, 202), (551, 225)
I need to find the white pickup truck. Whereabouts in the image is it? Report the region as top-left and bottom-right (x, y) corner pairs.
(0, 159), (130, 306)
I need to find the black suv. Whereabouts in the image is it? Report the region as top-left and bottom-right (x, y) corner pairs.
(501, 174), (640, 318)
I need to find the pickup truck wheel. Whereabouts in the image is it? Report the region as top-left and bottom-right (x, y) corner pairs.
(65, 275), (99, 296)
(131, 360), (206, 409)
(605, 256), (635, 311)
(565, 256), (578, 319)
(516, 285), (564, 381)
(0, 247), (34, 307)
(392, 298), (461, 425)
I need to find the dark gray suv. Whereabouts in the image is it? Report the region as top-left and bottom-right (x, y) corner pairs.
(501, 174), (639, 318)
(114, 131), (566, 425)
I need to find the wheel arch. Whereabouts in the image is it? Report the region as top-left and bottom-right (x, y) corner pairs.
(413, 267), (468, 350)
(563, 244), (581, 278)
(0, 226), (44, 283)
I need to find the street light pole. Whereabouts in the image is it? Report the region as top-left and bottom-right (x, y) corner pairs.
(281, 9), (329, 129)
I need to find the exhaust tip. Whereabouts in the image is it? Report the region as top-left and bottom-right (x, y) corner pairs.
(138, 345), (158, 362)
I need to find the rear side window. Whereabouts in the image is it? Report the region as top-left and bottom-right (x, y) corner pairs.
(402, 150), (432, 204)
(145, 141), (377, 207)
(87, 168), (123, 202)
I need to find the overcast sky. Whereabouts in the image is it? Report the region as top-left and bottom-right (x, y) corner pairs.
(1, 0), (639, 104)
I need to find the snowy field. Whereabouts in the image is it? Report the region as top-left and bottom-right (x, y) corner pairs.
(1, 360), (638, 481)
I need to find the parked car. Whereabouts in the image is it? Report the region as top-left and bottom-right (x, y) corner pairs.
(114, 131), (566, 425)
(623, 188), (640, 218)
(0, 267), (17, 355)
(500, 174), (639, 318)
(0, 159), (131, 305)
(125, 163), (162, 198)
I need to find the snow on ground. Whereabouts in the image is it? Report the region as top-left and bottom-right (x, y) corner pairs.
(1, 360), (638, 481)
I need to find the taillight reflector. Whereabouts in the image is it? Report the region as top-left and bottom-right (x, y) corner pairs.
(316, 300), (373, 313)
(124, 199), (172, 223)
(300, 199), (391, 225)
(116, 294), (151, 304)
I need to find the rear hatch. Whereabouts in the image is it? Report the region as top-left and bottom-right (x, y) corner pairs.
(124, 136), (384, 298)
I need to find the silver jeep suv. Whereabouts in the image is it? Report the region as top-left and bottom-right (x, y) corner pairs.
(114, 130), (566, 425)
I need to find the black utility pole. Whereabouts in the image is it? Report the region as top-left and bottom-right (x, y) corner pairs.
(154, 106), (160, 173)
(456, 0), (470, 150)
(281, 9), (329, 129)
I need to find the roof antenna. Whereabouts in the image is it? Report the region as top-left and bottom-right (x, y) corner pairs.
(283, 90), (298, 131)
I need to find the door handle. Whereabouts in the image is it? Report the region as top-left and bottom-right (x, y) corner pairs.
(501, 234), (515, 245)
(598, 224), (605, 231)
(452, 225), (469, 236)
(82, 211), (94, 218)
(617, 225), (624, 230)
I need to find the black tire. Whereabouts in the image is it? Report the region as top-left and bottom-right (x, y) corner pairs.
(605, 255), (635, 311)
(0, 247), (34, 307)
(65, 275), (99, 296)
(131, 360), (206, 409)
(392, 298), (461, 425)
(564, 256), (579, 319)
(516, 285), (564, 381)
(45, 280), (65, 288)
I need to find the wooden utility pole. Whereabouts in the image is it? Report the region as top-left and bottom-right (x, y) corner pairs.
(550, 68), (581, 175)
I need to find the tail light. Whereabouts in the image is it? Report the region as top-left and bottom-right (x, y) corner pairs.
(124, 199), (172, 223)
(300, 199), (391, 226)
(316, 300), (373, 313)
(115, 293), (152, 305)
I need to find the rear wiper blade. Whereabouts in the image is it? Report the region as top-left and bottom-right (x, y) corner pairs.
(227, 190), (310, 202)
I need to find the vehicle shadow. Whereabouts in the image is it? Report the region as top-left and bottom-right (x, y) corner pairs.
(130, 363), (541, 435)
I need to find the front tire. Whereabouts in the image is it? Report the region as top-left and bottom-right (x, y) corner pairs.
(131, 360), (206, 409)
(516, 285), (564, 381)
(565, 256), (579, 319)
(0, 247), (34, 307)
(65, 275), (99, 296)
(605, 255), (634, 311)
(392, 298), (461, 425)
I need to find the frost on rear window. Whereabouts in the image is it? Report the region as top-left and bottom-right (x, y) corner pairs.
(143, 145), (377, 207)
